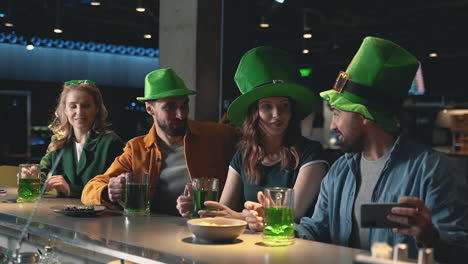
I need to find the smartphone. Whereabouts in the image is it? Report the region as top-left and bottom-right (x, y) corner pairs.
(360, 203), (416, 228)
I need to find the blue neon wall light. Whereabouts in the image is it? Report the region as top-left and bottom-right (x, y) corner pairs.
(0, 32), (159, 58)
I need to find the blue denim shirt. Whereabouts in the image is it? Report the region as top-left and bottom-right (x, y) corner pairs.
(295, 134), (468, 261)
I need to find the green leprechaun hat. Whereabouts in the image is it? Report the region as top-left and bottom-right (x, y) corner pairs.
(227, 46), (317, 126)
(137, 68), (196, 101)
(320, 36), (419, 132)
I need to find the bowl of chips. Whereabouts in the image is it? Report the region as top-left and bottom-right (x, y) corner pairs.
(187, 217), (247, 242)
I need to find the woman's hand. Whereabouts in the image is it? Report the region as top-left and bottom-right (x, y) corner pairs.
(242, 191), (266, 231)
(46, 175), (71, 196)
(198, 201), (244, 220)
(19, 166), (38, 178)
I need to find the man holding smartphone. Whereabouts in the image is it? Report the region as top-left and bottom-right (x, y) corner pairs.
(244, 37), (468, 262)
(296, 36), (468, 261)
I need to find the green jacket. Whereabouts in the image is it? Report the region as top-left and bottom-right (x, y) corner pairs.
(40, 131), (124, 198)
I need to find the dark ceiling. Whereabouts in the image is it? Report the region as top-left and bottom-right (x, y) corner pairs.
(1, 0), (468, 65)
(251, 0), (468, 65)
(0, 0), (159, 49)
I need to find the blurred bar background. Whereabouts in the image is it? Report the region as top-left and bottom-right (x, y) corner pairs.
(0, 0), (467, 168)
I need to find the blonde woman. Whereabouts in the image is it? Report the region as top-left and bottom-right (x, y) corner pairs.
(40, 80), (124, 197)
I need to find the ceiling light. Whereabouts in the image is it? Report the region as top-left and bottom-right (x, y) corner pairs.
(90, 1), (101, 6)
(136, 0), (145, 12)
(143, 34), (152, 39)
(26, 39), (34, 50)
(55, 0), (63, 34)
(303, 33), (312, 39)
(429, 52), (438, 57)
(275, 0), (286, 3)
(4, 2), (13, 28)
(302, 49), (310, 54)
(259, 16), (270, 28)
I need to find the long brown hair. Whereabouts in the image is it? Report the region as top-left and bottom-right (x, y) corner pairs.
(47, 83), (112, 152)
(240, 99), (302, 185)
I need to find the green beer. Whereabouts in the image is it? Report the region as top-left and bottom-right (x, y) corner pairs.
(263, 207), (294, 246)
(17, 178), (41, 203)
(192, 189), (219, 218)
(263, 187), (294, 246)
(264, 207), (294, 236)
(124, 183), (149, 215)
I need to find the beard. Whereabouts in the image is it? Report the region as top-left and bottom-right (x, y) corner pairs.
(157, 118), (187, 137)
(335, 129), (364, 153)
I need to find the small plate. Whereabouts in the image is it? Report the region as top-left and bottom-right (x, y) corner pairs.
(50, 205), (106, 217)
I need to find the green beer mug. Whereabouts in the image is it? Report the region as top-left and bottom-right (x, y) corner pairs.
(17, 164), (41, 203)
(123, 172), (150, 216)
(263, 187), (295, 246)
(191, 178), (219, 218)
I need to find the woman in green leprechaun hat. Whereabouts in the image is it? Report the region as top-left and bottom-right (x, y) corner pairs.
(182, 46), (328, 223)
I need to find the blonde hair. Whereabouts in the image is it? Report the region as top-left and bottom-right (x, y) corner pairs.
(47, 83), (112, 152)
(240, 99), (302, 185)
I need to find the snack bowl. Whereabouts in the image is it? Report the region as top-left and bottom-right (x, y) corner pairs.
(187, 217), (247, 242)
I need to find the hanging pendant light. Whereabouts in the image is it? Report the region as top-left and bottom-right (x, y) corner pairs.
(136, 0), (146, 12)
(4, 0), (13, 27)
(53, 0), (63, 34)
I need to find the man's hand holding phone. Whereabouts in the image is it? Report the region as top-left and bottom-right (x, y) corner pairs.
(387, 196), (438, 247)
(361, 196), (438, 247)
(361, 202), (416, 228)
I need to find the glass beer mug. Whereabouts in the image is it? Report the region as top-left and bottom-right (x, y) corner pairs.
(191, 178), (219, 218)
(17, 164), (41, 203)
(263, 187), (295, 246)
(123, 172), (150, 216)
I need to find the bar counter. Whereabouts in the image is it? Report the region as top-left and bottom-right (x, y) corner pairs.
(0, 187), (362, 263)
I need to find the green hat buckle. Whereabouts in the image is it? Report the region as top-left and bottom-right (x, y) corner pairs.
(227, 46), (317, 126)
(320, 36), (419, 132)
(137, 68), (196, 102)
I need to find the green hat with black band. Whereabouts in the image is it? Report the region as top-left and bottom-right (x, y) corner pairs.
(227, 46), (317, 126)
(320, 36), (419, 132)
(137, 68), (196, 101)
